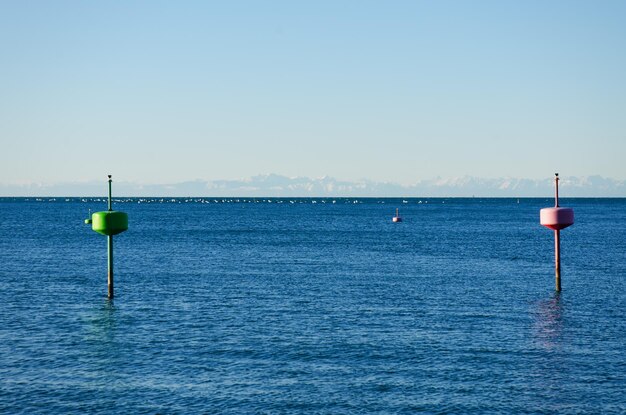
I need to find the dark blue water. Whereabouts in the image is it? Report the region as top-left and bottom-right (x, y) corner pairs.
(1, 197), (624, 414)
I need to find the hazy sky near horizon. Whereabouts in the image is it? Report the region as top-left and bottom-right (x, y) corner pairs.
(2, 1), (625, 186)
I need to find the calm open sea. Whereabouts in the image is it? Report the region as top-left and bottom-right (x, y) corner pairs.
(0, 197), (624, 414)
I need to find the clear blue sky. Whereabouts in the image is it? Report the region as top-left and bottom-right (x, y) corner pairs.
(2, 1), (625, 186)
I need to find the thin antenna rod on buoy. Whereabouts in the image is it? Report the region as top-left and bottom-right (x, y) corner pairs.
(540, 173), (574, 291)
(554, 174), (561, 289)
(106, 175), (113, 297)
(108, 175), (112, 211)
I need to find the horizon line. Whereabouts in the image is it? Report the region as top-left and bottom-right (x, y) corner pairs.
(2, 195), (624, 199)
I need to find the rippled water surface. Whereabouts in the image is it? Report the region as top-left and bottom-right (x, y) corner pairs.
(1, 198), (625, 414)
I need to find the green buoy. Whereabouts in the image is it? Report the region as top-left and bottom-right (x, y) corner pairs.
(85, 175), (128, 298)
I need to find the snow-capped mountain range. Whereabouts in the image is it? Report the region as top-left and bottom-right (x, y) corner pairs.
(2, 174), (625, 197)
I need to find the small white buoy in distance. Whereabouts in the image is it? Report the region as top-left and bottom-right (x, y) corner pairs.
(392, 208), (402, 223)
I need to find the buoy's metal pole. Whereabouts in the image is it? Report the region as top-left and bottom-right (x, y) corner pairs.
(108, 175), (112, 211)
(555, 229), (561, 292)
(108, 235), (114, 298)
(553, 173), (561, 292)
(554, 173), (560, 207)
(107, 174), (113, 298)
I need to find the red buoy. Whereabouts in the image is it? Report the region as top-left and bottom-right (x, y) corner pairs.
(540, 173), (574, 291)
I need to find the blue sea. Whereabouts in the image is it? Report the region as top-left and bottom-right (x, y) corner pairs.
(1, 197), (624, 414)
